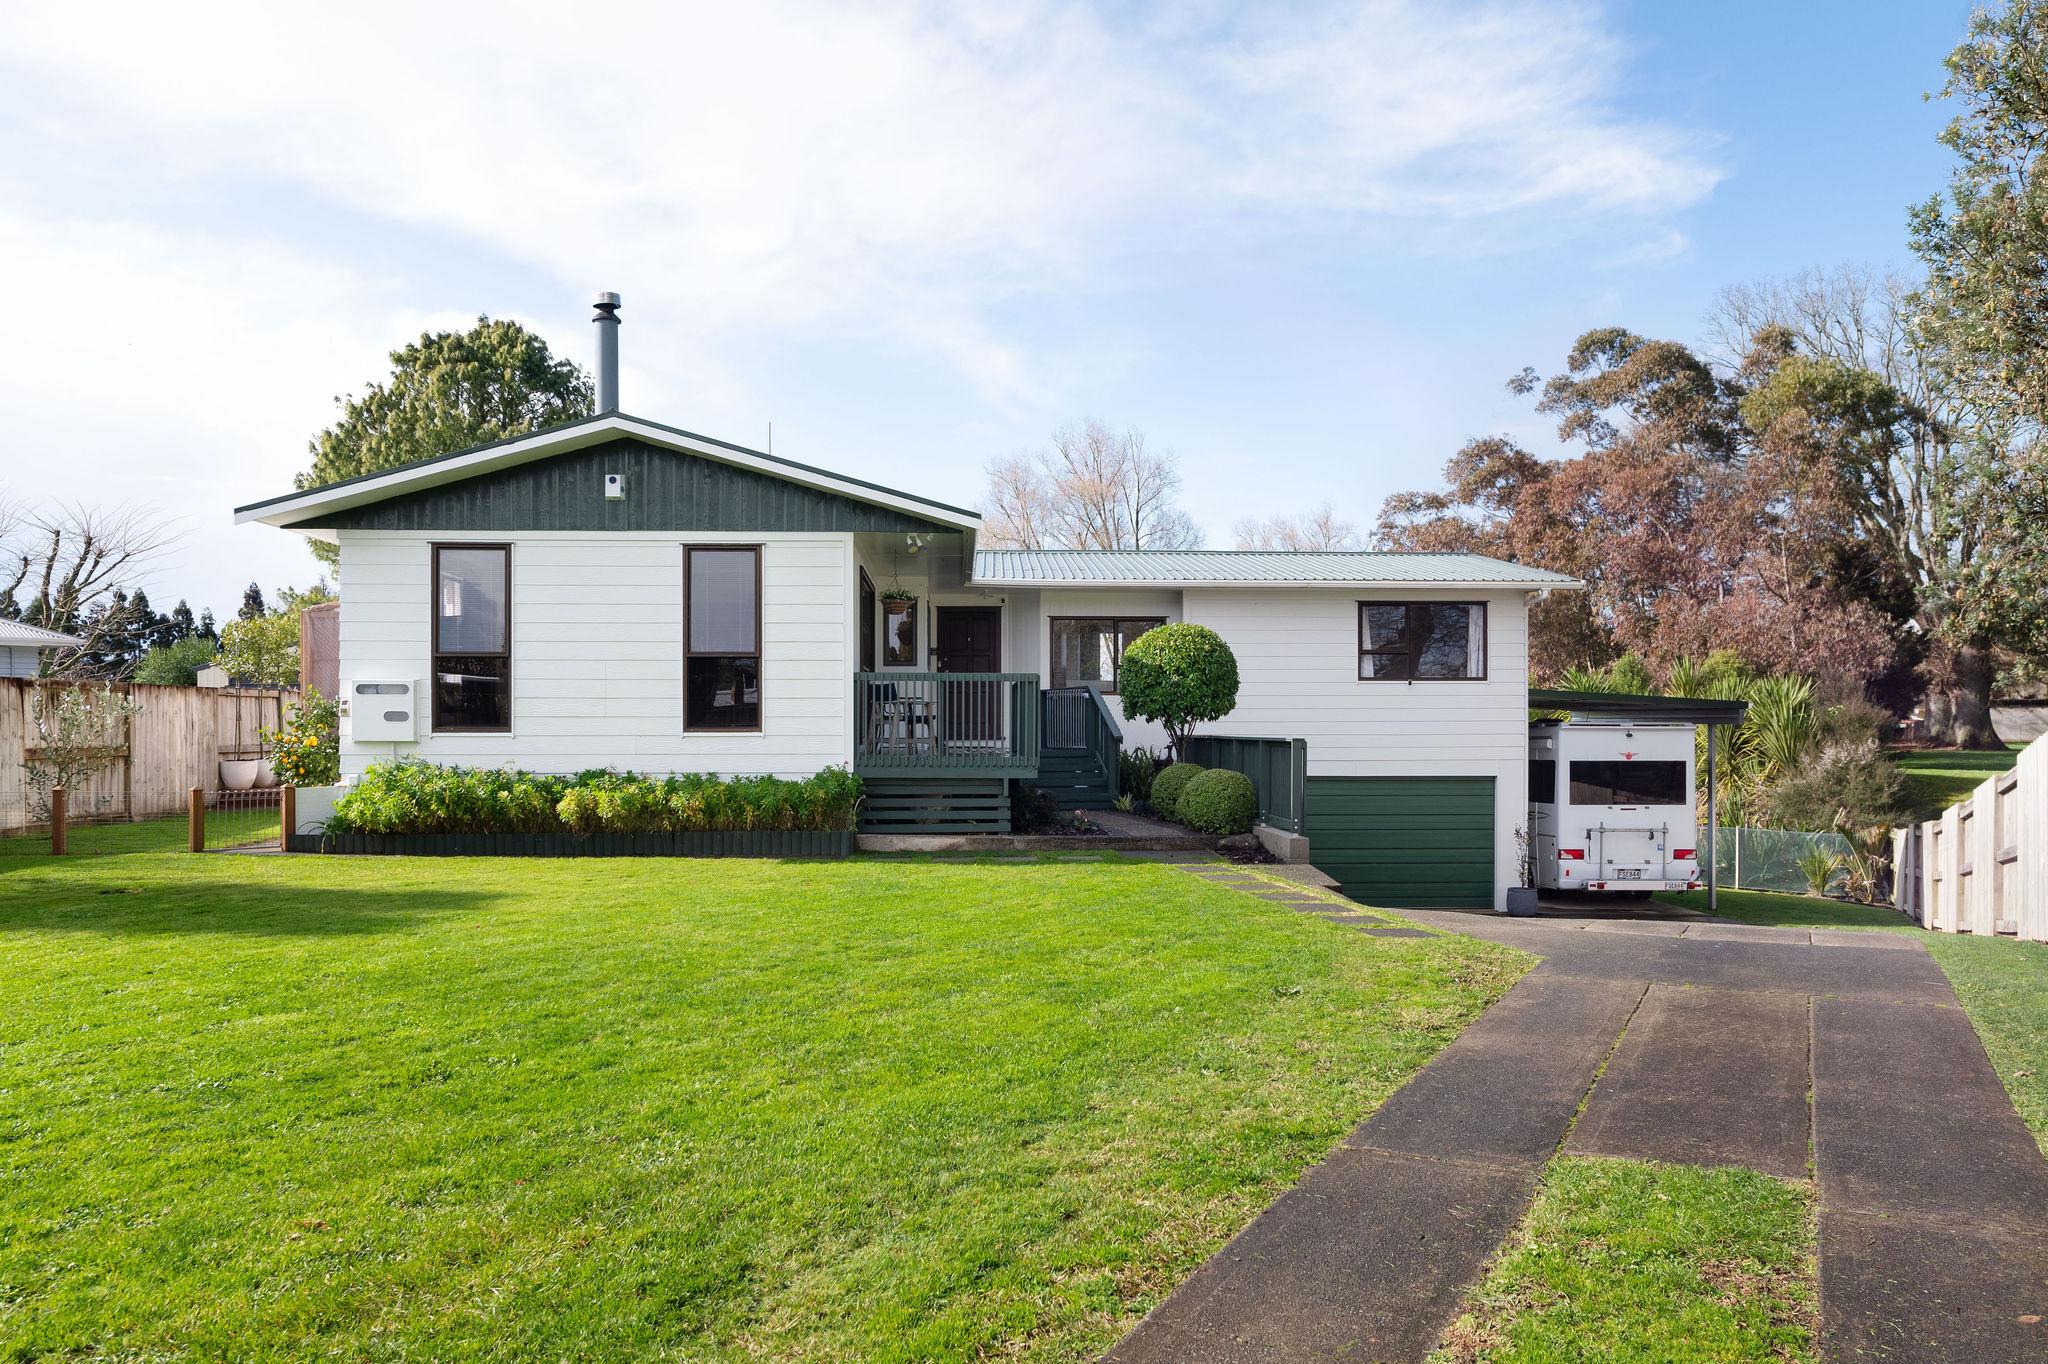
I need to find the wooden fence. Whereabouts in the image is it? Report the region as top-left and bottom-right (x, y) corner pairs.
(1894, 732), (2048, 938)
(0, 678), (300, 834)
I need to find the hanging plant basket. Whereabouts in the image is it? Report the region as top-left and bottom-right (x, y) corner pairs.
(880, 588), (917, 603)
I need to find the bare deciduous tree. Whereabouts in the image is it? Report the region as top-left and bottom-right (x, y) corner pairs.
(1232, 503), (1361, 550)
(0, 501), (182, 675)
(983, 421), (1205, 550)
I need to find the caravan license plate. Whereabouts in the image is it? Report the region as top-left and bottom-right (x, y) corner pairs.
(1614, 868), (1642, 879)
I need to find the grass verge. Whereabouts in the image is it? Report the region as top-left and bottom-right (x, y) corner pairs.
(1890, 744), (2024, 822)
(0, 824), (1526, 1361)
(1663, 886), (1916, 931)
(1429, 1158), (1818, 1364)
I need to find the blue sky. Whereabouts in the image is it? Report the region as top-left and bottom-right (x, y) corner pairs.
(0, 1), (1975, 620)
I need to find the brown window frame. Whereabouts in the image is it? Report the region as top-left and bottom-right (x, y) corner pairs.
(1048, 616), (1167, 693)
(684, 543), (764, 733)
(1357, 600), (1488, 681)
(430, 542), (513, 734)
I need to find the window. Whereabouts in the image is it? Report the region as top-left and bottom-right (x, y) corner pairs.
(859, 570), (877, 673)
(1529, 758), (1556, 804)
(432, 544), (510, 732)
(883, 597), (917, 666)
(1358, 602), (1486, 680)
(1568, 760), (1689, 806)
(1050, 617), (1166, 692)
(686, 546), (761, 731)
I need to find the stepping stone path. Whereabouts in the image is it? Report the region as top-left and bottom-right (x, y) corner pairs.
(1105, 900), (2048, 1362)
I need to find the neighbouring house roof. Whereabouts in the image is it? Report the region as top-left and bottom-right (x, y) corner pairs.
(0, 619), (85, 648)
(970, 550), (1583, 589)
(234, 412), (983, 540)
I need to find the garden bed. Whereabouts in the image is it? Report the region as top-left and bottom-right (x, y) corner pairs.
(291, 829), (853, 858)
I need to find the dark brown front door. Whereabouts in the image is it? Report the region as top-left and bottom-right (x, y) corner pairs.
(935, 607), (1002, 743)
(935, 607), (1001, 674)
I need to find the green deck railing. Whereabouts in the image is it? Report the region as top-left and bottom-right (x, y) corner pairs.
(853, 672), (1042, 775)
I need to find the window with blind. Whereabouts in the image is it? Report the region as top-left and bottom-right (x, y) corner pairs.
(432, 544), (511, 732)
(686, 546), (761, 731)
(1049, 617), (1165, 692)
(1358, 602), (1486, 680)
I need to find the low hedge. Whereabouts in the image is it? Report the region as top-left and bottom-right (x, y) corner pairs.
(1149, 762), (1206, 822)
(326, 762), (863, 836)
(1177, 767), (1257, 835)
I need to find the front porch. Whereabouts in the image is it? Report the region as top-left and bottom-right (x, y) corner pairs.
(853, 673), (1121, 832)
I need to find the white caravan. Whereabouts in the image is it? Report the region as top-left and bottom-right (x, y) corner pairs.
(1528, 719), (1701, 896)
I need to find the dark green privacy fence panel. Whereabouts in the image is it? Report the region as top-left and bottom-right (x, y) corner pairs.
(1183, 735), (1307, 832)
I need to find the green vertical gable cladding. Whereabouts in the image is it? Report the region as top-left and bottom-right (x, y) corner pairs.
(282, 439), (962, 536)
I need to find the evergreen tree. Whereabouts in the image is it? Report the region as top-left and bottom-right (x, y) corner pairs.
(167, 599), (197, 643)
(239, 583), (267, 622)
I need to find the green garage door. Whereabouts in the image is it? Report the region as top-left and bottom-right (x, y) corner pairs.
(1307, 776), (1495, 909)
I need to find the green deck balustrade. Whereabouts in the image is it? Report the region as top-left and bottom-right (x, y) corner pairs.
(853, 672), (1042, 779)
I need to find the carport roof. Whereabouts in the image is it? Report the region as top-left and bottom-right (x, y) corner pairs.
(1529, 689), (1750, 725)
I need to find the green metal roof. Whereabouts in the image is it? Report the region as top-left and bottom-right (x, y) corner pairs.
(971, 549), (1581, 586)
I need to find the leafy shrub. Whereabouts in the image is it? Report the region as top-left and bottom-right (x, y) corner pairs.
(1177, 767), (1257, 834)
(1118, 746), (1161, 801)
(265, 691), (340, 787)
(1761, 737), (1906, 832)
(1149, 761), (1205, 822)
(327, 762), (863, 835)
(133, 635), (220, 686)
(1795, 845), (1845, 897)
(1118, 625), (1239, 759)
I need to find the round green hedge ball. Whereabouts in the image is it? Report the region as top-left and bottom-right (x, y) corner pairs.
(1149, 761), (1206, 822)
(1177, 768), (1257, 835)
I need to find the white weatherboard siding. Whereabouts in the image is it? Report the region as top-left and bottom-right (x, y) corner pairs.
(1183, 587), (1534, 911)
(1034, 589), (1182, 754)
(337, 531), (853, 779)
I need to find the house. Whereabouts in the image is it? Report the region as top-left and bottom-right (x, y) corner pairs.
(235, 298), (1579, 910)
(0, 619), (85, 678)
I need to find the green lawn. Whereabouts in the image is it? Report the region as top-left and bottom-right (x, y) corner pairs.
(1430, 1158), (1818, 1364)
(1664, 886), (1918, 931)
(0, 827), (1527, 1361)
(1890, 744), (2025, 822)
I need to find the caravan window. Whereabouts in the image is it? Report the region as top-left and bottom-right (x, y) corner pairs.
(431, 544), (510, 732)
(1569, 760), (1688, 806)
(1529, 759), (1556, 803)
(1358, 602), (1486, 679)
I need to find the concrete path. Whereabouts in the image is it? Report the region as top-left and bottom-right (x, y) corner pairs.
(1105, 892), (2048, 1363)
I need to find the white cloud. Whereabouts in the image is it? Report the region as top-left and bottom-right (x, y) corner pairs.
(4, 0), (1719, 399)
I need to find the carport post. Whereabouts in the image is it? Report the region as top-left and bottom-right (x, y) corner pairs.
(1705, 723), (1718, 913)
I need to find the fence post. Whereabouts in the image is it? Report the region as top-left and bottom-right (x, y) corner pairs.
(189, 786), (204, 853)
(50, 786), (66, 855)
(280, 785), (295, 852)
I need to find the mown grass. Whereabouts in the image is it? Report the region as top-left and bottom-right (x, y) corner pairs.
(1890, 744), (2024, 822)
(1664, 886), (1917, 931)
(0, 825), (1527, 1361)
(1429, 1159), (1818, 1364)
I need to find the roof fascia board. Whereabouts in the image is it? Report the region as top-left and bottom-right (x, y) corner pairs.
(968, 575), (1586, 590)
(236, 415), (981, 532)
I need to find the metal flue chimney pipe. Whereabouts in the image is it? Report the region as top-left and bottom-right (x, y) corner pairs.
(592, 292), (621, 414)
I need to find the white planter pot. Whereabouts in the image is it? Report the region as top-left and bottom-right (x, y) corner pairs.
(253, 764), (280, 789)
(219, 759), (264, 791)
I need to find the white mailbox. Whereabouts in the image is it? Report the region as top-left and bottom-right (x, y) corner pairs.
(347, 679), (422, 742)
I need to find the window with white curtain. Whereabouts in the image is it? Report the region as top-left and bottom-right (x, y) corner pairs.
(686, 546), (761, 730)
(1358, 602), (1486, 680)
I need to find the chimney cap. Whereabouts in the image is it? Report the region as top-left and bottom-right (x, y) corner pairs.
(593, 291), (621, 311)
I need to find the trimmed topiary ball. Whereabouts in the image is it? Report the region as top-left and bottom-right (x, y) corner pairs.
(1149, 761), (1206, 822)
(1177, 767), (1257, 835)
(1118, 624), (1240, 758)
